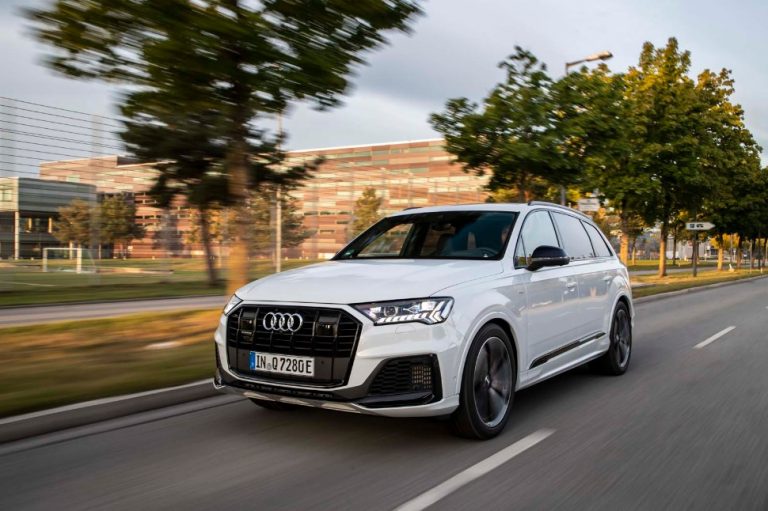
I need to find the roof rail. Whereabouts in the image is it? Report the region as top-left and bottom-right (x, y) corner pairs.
(527, 200), (590, 218)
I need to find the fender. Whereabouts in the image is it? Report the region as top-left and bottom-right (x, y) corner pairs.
(605, 271), (634, 336)
(449, 292), (526, 397)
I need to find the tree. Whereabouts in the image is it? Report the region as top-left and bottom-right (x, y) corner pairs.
(187, 192), (310, 261)
(100, 194), (145, 258)
(351, 188), (383, 236)
(53, 199), (93, 248)
(694, 68), (764, 270)
(623, 39), (732, 276)
(248, 190), (311, 257)
(430, 48), (572, 202)
(28, 0), (423, 293)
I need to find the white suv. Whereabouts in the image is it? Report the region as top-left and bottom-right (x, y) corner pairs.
(214, 202), (633, 438)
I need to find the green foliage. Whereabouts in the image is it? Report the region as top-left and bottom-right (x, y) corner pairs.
(27, 0), (423, 287)
(53, 199), (94, 247)
(248, 191), (311, 254)
(100, 194), (145, 254)
(186, 191), (310, 254)
(430, 48), (566, 202)
(352, 187), (383, 235)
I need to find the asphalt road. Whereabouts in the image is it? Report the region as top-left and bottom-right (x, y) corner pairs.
(0, 295), (227, 327)
(1, 279), (768, 510)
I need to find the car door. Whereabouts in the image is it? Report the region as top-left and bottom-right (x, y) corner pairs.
(551, 212), (607, 344)
(581, 220), (619, 334)
(514, 210), (577, 369)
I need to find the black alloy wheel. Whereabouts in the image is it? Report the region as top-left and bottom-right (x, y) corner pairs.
(451, 324), (516, 439)
(594, 301), (632, 375)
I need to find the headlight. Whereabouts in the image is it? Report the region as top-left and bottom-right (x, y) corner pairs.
(223, 294), (243, 315)
(354, 297), (453, 326)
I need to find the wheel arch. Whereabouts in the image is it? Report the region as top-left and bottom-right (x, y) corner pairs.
(452, 313), (523, 396)
(608, 292), (634, 336)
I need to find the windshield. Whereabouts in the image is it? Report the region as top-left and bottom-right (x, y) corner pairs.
(335, 211), (518, 260)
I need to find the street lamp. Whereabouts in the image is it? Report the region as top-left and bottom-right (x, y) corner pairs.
(560, 50), (614, 206)
(565, 51), (613, 75)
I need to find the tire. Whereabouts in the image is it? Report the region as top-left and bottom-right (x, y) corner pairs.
(593, 301), (632, 375)
(450, 324), (516, 440)
(250, 398), (298, 411)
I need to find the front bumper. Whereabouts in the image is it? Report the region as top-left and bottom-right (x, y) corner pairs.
(214, 301), (462, 418)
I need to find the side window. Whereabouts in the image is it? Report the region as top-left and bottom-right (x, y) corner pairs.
(515, 210), (559, 267)
(552, 212), (595, 260)
(583, 222), (613, 258)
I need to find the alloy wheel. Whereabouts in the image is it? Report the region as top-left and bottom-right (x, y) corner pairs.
(473, 336), (513, 428)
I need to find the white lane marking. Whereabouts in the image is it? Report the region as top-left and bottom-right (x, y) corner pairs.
(694, 326), (736, 349)
(394, 429), (554, 511)
(8, 281), (56, 287)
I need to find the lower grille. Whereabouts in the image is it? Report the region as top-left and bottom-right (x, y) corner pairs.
(369, 357), (436, 395)
(226, 305), (362, 386)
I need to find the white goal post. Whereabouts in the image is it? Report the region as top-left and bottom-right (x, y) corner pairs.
(42, 247), (96, 274)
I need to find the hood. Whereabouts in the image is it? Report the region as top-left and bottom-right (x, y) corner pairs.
(238, 259), (503, 304)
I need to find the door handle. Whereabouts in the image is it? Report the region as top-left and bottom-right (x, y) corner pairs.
(566, 281), (577, 289)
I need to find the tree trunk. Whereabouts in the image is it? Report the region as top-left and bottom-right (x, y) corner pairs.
(517, 173), (527, 203)
(716, 234), (724, 271)
(735, 236), (743, 269)
(658, 222), (668, 277)
(619, 214), (630, 266)
(226, 138), (251, 295)
(671, 230), (677, 266)
(198, 206), (219, 287)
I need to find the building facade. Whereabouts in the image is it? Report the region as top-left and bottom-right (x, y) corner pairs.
(0, 177), (97, 259)
(286, 139), (489, 258)
(39, 156), (192, 258)
(35, 139), (491, 259)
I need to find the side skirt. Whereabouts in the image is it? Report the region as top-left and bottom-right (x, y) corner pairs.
(529, 331), (606, 370)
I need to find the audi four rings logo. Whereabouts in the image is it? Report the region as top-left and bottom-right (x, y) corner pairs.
(262, 312), (304, 333)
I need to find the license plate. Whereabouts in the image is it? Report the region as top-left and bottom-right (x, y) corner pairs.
(249, 352), (315, 377)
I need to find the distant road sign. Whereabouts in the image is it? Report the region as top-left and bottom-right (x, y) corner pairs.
(686, 222), (715, 231)
(578, 198), (600, 212)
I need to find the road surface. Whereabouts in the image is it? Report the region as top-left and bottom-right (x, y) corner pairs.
(1, 278), (767, 510)
(0, 295), (227, 327)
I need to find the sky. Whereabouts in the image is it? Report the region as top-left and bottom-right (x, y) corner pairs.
(1, 0), (767, 165)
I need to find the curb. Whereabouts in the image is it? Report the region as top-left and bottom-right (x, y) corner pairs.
(634, 274), (767, 304)
(0, 380), (218, 444)
(0, 294), (226, 310)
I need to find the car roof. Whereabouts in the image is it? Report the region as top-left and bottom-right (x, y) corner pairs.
(388, 201), (590, 220)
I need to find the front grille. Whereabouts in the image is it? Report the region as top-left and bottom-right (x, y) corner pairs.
(226, 305), (362, 386)
(369, 357), (435, 395)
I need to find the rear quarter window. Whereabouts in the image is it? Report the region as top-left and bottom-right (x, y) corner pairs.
(583, 222), (613, 258)
(552, 212), (595, 260)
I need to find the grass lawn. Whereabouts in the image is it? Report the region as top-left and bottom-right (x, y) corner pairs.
(625, 259), (719, 271)
(0, 309), (220, 418)
(0, 258), (321, 307)
(631, 269), (766, 297)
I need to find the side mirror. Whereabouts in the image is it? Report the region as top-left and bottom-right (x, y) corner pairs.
(527, 245), (570, 271)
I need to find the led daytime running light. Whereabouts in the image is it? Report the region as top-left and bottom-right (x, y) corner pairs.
(354, 298), (453, 326)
